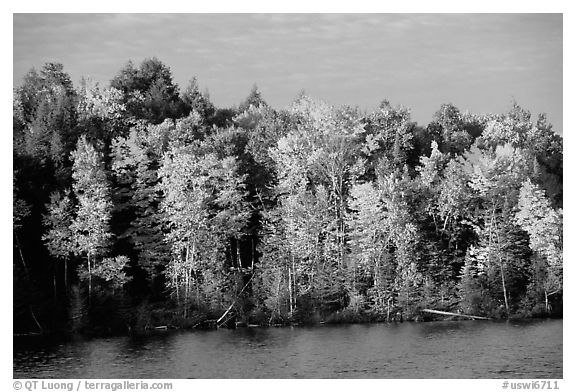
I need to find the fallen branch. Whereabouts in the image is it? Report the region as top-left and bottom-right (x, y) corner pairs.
(422, 309), (491, 320)
(217, 273), (255, 327)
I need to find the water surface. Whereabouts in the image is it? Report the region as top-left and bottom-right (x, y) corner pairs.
(14, 319), (562, 378)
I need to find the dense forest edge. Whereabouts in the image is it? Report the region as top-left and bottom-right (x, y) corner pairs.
(13, 59), (563, 336)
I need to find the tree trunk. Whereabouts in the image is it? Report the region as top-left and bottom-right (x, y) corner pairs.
(236, 239), (242, 269)
(292, 257), (297, 310)
(175, 273), (179, 305)
(422, 309), (490, 320)
(288, 263), (293, 318)
(491, 206), (509, 318)
(184, 269), (189, 319)
(273, 269), (282, 323)
(14, 233), (28, 277)
(87, 253), (92, 303)
(30, 305), (43, 333)
(64, 259), (68, 293)
(53, 268), (57, 301)
(251, 237), (255, 270)
(499, 261), (509, 318)
(15, 232), (43, 333)
(185, 244), (190, 318)
(191, 241), (199, 308)
(230, 242), (235, 268)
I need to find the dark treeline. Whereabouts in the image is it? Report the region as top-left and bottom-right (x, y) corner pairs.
(13, 58), (563, 335)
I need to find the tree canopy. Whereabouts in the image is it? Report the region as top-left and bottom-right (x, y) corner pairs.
(13, 59), (563, 335)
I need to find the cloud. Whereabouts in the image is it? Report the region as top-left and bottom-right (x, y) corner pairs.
(13, 14), (562, 131)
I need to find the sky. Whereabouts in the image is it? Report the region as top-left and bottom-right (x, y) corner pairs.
(13, 13), (563, 132)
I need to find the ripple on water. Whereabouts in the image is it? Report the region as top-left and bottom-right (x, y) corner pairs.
(14, 319), (562, 379)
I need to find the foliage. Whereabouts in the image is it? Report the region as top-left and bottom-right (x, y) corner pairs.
(70, 135), (114, 298)
(110, 58), (184, 124)
(13, 59), (563, 335)
(158, 142), (249, 314)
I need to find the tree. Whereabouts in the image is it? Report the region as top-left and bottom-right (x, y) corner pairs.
(12, 61), (565, 333)
(515, 179), (562, 313)
(181, 77), (215, 121)
(76, 79), (129, 151)
(377, 169), (422, 317)
(92, 256), (132, 294)
(159, 144), (249, 316)
(261, 96), (365, 318)
(110, 126), (170, 284)
(239, 84), (267, 112)
(70, 136), (113, 299)
(459, 143), (532, 317)
(347, 182), (391, 316)
(526, 114), (563, 208)
(430, 103), (476, 155)
(15, 63), (77, 160)
(110, 57), (183, 123)
(42, 190), (74, 292)
(363, 100), (416, 175)
(457, 250), (483, 314)
(13, 171), (32, 274)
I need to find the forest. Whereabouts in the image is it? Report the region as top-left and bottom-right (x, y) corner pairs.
(13, 58), (563, 335)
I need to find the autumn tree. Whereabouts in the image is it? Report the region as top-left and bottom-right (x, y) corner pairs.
(347, 182), (391, 316)
(364, 100), (415, 172)
(70, 135), (113, 299)
(42, 190), (74, 293)
(76, 79), (129, 153)
(458, 143), (532, 317)
(515, 179), (562, 313)
(159, 143), (249, 316)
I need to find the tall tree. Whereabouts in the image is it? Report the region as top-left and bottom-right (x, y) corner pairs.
(364, 100), (415, 171)
(110, 125), (171, 285)
(42, 190), (74, 292)
(110, 57), (183, 123)
(459, 143), (532, 317)
(70, 136), (113, 299)
(515, 179), (562, 312)
(159, 144), (249, 316)
(239, 84), (267, 112)
(181, 77), (215, 122)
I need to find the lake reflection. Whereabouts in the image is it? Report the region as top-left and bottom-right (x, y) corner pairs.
(14, 319), (562, 379)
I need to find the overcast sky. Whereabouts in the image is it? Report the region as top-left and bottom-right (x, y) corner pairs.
(13, 13), (562, 132)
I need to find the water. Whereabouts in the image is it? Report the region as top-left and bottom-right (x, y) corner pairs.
(13, 319), (562, 378)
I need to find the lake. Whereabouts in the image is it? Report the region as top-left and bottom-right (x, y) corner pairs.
(13, 318), (562, 378)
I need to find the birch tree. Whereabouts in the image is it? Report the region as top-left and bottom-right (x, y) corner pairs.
(515, 179), (563, 312)
(159, 144), (248, 316)
(42, 190), (74, 292)
(70, 135), (113, 299)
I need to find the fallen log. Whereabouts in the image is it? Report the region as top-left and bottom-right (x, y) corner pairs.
(422, 309), (491, 320)
(217, 302), (235, 325)
(216, 273), (255, 328)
